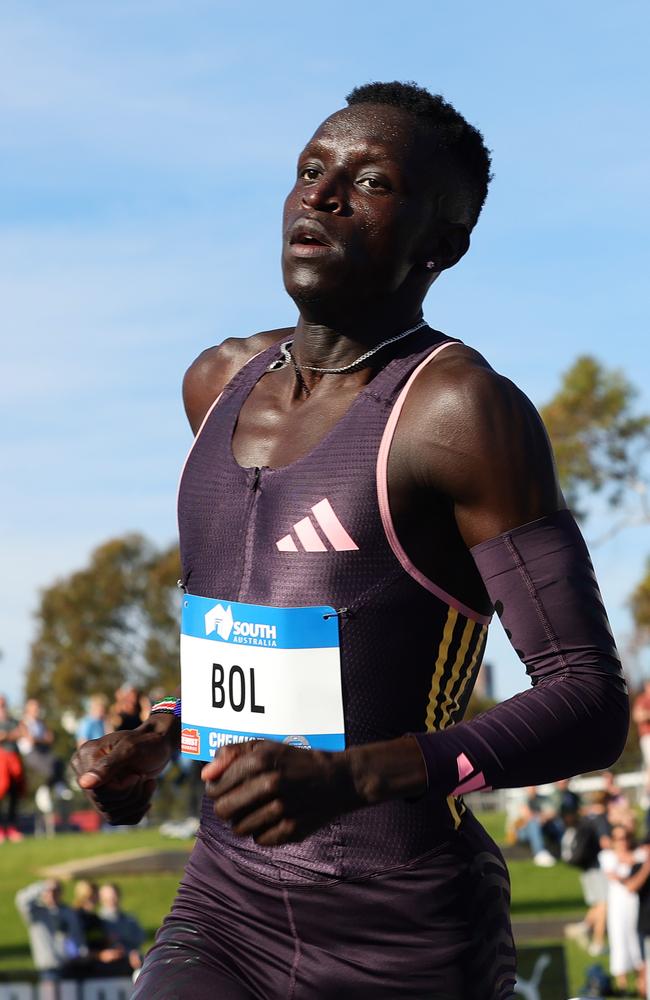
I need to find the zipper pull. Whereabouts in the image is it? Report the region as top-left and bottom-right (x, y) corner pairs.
(250, 466), (261, 491)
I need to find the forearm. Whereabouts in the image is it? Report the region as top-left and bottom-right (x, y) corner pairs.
(345, 735), (428, 807)
(413, 511), (629, 796)
(413, 670), (627, 795)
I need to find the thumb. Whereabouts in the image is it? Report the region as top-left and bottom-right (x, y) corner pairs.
(76, 740), (132, 788)
(77, 771), (104, 789)
(201, 742), (252, 782)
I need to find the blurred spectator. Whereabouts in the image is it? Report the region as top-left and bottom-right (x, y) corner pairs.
(599, 825), (646, 995)
(634, 680), (650, 775)
(602, 770), (626, 807)
(98, 883), (145, 972)
(76, 695), (110, 748)
(110, 685), (144, 732)
(72, 879), (129, 975)
(584, 790), (613, 848)
(562, 806), (608, 956)
(0, 694), (25, 842)
(15, 879), (87, 981)
(607, 793), (636, 841)
(138, 691), (152, 722)
(17, 698), (66, 792)
(512, 786), (558, 867)
(551, 778), (581, 820)
(624, 848), (650, 999)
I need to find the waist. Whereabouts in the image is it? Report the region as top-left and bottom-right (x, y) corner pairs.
(199, 793), (465, 884)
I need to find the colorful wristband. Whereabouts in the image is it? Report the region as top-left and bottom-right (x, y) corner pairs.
(150, 697), (182, 718)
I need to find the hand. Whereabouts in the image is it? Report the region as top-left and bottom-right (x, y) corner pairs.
(201, 740), (361, 846)
(70, 717), (178, 825)
(202, 735), (428, 846)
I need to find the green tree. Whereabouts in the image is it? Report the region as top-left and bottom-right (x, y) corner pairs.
(631, 560), (650, 644)
(540, 355), (650, 525)
(542, 357), (650, 698)
(25, 535), (181, 717)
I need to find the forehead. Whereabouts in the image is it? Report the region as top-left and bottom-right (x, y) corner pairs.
(304, 105), (431, 166)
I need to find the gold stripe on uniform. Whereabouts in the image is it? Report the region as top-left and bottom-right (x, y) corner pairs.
(451, 625), (488, 721)
(424, 607), (458, 732)
(423, 609), (488, 832)
(437, 618), (477, 731)
(446, 794), (463, 830)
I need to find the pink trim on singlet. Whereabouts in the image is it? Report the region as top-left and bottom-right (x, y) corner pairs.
(176, 349), (265, 530)
(452, 772), (491, 796)
(451, 771), (492, 795)
(457, 752), (474, 783)
(376, 342), (491, 626)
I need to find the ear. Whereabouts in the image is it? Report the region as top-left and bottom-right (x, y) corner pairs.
(428, 222), (470, 272)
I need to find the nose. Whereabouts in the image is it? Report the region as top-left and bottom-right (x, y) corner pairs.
(301, 175), (345, 214)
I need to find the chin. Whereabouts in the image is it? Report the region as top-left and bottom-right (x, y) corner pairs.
(283, 265), (341, 310)
(285, 259), (369, 306)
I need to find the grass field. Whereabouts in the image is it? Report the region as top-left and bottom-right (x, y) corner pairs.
(0, 814), (629, 997)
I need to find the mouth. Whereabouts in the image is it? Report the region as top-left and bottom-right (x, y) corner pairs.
(287, 219), (336, 257)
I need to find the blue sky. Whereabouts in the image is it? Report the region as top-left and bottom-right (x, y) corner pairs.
(1, 0), (649, 706)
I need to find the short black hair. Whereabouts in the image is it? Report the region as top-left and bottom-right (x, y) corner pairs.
(346, 81), (492, 230)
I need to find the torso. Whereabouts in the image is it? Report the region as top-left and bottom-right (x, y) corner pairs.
(178, 328), (493, 881)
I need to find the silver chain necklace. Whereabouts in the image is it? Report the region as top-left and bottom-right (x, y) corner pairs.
(267, 319), (428, 387)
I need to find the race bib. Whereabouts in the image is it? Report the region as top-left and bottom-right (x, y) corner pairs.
(180, 594), (345, 760)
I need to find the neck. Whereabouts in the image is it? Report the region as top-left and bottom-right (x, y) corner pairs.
(292, 307), (424, 371)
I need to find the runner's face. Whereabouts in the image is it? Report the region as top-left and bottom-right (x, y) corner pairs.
(282, 105), (438, 309)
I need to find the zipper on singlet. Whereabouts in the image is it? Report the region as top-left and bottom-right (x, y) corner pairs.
(238, 466), (262, 600)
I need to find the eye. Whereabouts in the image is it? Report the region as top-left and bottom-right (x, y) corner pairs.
(299, 166), (321, 182)
(358, 175), (389, 192)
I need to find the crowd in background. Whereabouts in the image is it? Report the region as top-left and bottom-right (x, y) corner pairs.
(501, 681), (650, 998)
(0, 685), (157, 840)
(509, 776), (650, 993)
(15, 877), (145, 983)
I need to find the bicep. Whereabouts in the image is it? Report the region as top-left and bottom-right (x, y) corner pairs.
(448, 373), (563, 549)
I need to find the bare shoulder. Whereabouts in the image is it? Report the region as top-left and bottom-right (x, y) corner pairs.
(397, 341), (562, 544)
(408, 342), (542, 438)
(182, 327), (291, 434)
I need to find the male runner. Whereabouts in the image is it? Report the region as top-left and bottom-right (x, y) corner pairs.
(72, 82), (629, 999)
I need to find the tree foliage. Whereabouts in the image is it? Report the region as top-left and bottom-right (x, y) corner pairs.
(25, 535), (181, 717)
(631, 560), (650, 644)
(540, 355), (650, 521)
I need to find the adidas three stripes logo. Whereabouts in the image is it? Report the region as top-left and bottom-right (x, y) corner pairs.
(276, 498), (359, 553)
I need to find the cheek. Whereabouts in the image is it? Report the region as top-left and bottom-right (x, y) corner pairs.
(357, 214), (422, 278)
(362, 202), (421, 253)
(282, 188), (300, 229)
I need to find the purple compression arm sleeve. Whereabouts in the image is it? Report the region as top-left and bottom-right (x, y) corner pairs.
(412, 509), (629, 795)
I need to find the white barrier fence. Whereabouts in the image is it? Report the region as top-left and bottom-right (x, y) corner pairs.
(0, 979), (133, 1000)
(465, 769), (647, 817)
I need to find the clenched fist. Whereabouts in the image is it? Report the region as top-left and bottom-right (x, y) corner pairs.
(71, 715), (180, 825)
